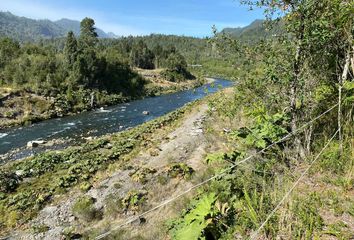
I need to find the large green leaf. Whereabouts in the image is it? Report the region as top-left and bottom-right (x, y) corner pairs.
(173, 193), (217, 240)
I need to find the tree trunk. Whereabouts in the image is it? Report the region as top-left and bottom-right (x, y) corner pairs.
(304, 124), (313, 154)
(290, 16), (306, 159)
(338, 50), (351, 153)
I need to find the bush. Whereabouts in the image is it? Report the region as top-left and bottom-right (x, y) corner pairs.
(318, 141), (349, 173)
(167, 163), (194, 179)
(0, 170), (20, 193)
(72, 196), (102, 222)
(122, 190), (147, 211)
(161, 69), (195, 82)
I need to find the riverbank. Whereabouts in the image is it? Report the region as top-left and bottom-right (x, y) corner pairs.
(0, 89), (218, 237)
(0, 79), (235, 237)
(0, 75), (205, 131)
(0, 78), (232, 161)
(0, 86), (235, 239)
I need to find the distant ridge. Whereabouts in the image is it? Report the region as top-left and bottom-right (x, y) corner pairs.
(0, 11), (118, 42)
(222, 19), (282, 42)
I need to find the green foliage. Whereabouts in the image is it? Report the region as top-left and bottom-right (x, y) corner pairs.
(63, 31), (78, 68)
(318, 141), (351, 174)
(0, 170), (20, 193)
(343, 81), (354, 105)
(205, 151), (244, 165)
(167, 163), (194, 179)
(233, 106), (288, 149)
(79, 182), (93, 192)
(130, 167), (156, 184)
(169, 193), (217, 240)
(129, 40), (155, 69)
(122, 190), (147, 211)
(0, 37), (20, 70)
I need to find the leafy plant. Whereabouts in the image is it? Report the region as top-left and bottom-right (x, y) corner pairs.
(233, 107), (288, 149)
(167, 163), (194, 179)
(169, 193), (218, 240)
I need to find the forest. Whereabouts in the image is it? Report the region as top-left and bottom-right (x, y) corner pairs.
(0, 17), (198, 128)
(0, 0), (353, 239)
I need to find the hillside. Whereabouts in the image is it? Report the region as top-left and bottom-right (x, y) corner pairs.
(222, 19), (283, 42)
(0, 11), (117, 42)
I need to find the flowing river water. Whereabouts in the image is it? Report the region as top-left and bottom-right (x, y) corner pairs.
(0, 79), (233, 162)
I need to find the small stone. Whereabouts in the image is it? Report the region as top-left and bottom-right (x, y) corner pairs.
(15, 170), (25, 176)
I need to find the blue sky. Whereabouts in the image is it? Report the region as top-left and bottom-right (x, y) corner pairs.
(0, 0), (264, 37)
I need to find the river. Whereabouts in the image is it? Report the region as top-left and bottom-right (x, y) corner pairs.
(0, 79), (232, 161)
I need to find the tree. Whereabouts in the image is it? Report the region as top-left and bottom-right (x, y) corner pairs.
(0, 38), (20, 69)
(166, 52), (187, 73)
(153, 44), (164, 68)
(240, 0), (354, 155)
(64, 31), (78, 69)
(78, 17), (98, 50)
(74, 18), (100, 88)
(129, 40), (155, 69)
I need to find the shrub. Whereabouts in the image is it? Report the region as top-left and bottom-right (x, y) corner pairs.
(167, 163), (194, 179)
(122, 190), (147, 211)
(0, 170), (20, 193)
(72, 196), (102, 222)
(130, 168), (156, 184)
(79, 182), (92, 192)
(318, 141), (349, 173)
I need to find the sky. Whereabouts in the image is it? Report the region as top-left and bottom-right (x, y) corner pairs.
(0, 0), (264, 37)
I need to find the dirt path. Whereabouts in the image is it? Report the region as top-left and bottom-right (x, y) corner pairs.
(18, 102), (213, 239)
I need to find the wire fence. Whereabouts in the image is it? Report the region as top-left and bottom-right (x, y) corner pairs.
(95, 104), (339, 240)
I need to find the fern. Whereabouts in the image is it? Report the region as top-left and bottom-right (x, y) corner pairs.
(171, 193), (217, 240)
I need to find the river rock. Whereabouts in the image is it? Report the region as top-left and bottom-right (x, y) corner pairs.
(142, 111), (150, 115)
(27, 140), (46, 148)
(15, 170), (25, 176)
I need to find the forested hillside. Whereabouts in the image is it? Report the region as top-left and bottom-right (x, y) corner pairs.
(0, 17), (197, 129)
(0, 12), (116, 42)
(222, 19), (286, 43)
